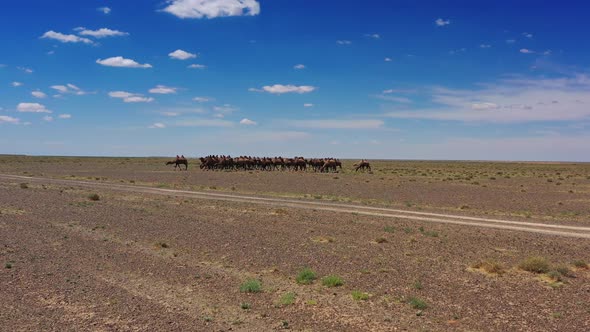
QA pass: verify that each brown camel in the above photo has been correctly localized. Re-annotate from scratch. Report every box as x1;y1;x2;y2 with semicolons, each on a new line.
354;160;371;172
166;157;188;171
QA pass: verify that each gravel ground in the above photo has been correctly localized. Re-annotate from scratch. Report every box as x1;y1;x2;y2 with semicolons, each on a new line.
1;165;590;331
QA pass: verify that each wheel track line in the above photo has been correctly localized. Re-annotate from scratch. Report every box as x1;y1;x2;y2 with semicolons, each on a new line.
2;173;590;238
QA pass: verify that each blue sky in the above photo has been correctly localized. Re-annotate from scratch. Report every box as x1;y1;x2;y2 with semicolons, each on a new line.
1;0;590;161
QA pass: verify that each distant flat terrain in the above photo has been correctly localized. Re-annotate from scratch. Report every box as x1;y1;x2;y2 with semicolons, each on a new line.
1;156;590;331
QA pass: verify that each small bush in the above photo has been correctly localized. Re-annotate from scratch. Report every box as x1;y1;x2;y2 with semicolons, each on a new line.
546;271;563;282
296;268;317;285
519;256;550;273
5;263;12;269
19;183;28;189
240;302;251;310
554;266;573;277
240;279;262;293
413;281;423;290
573;260;588;269
156;242;169;249
408;297;428;310
322;275;344;287
280;292;296;306
375;237;388;243
351;291;370;301
384;226;395;233
472;260;505;275
88;193;100;201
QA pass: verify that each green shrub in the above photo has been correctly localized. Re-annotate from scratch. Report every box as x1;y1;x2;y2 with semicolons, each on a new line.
280;292;296;306
322;275;344;287
351;291;369;301
240;279;262;293
573;260;588;269
240;302;251;310
295;268;316;285
408;297;428;310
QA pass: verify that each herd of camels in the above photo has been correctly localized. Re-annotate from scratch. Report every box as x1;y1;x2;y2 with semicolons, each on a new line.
166;155;371;173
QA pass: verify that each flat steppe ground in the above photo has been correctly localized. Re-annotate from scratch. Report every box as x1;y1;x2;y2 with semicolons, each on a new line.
1;156;589;331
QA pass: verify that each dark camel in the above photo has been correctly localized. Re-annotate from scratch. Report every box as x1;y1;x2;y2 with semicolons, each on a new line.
166;156;188;171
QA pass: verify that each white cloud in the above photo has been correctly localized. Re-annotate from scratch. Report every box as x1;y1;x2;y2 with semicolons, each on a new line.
58;114;72;119
0;115;19;124
520;48;535;54
336;40;352;45
11;82;22;87
365;33;380;39
240;118;257;125
149;85;178;94
289;119;384;129
108;91;154;103
32;91;47;98
480;44;491;49
96;56;152;68
162;0;260;19
213;104;238;114
50;84;87;95
543;50;552;55
43;116;54;122
193;97;211;102
41;31;93;44
523;32;533;38
98;7;111;14
188;64;206;69
435;18;451;26
384;75;590;123
76;27;129;38
149;123;166;129
303;103;313;107
169;49;197;60
251;84;317;94
384;57;392;62
17;102;51;113
294;64;305;69
18;67;33;74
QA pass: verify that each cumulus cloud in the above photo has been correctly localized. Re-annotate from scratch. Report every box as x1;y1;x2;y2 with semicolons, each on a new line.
480;44;491;49
523;32;533;38
288;119;384;129
98;7;111;14
58;114;72;119
0;115;19;124
32;91;47;98
149;123;166;129
169;49;197;60
188;64;206;69
384;57;392;62
294;64;305;69
384;75;590;123
17;102;51;113
11;82;22;87
162;0;260;19
149;85;178;94
365;33;380;39
18;67;33;74
250;84;316;94
520;48;535;54
435;18;451;26
76;27;129;38
108;91;154;103
41;31;93;44
96;56;152;68
240;118;257;125
50;84;87;95
336;40;352;45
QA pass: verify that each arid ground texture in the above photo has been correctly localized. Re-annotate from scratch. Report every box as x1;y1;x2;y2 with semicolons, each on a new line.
1;156;590;331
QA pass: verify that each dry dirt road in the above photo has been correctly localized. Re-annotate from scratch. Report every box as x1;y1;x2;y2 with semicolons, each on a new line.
2;174;589;239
